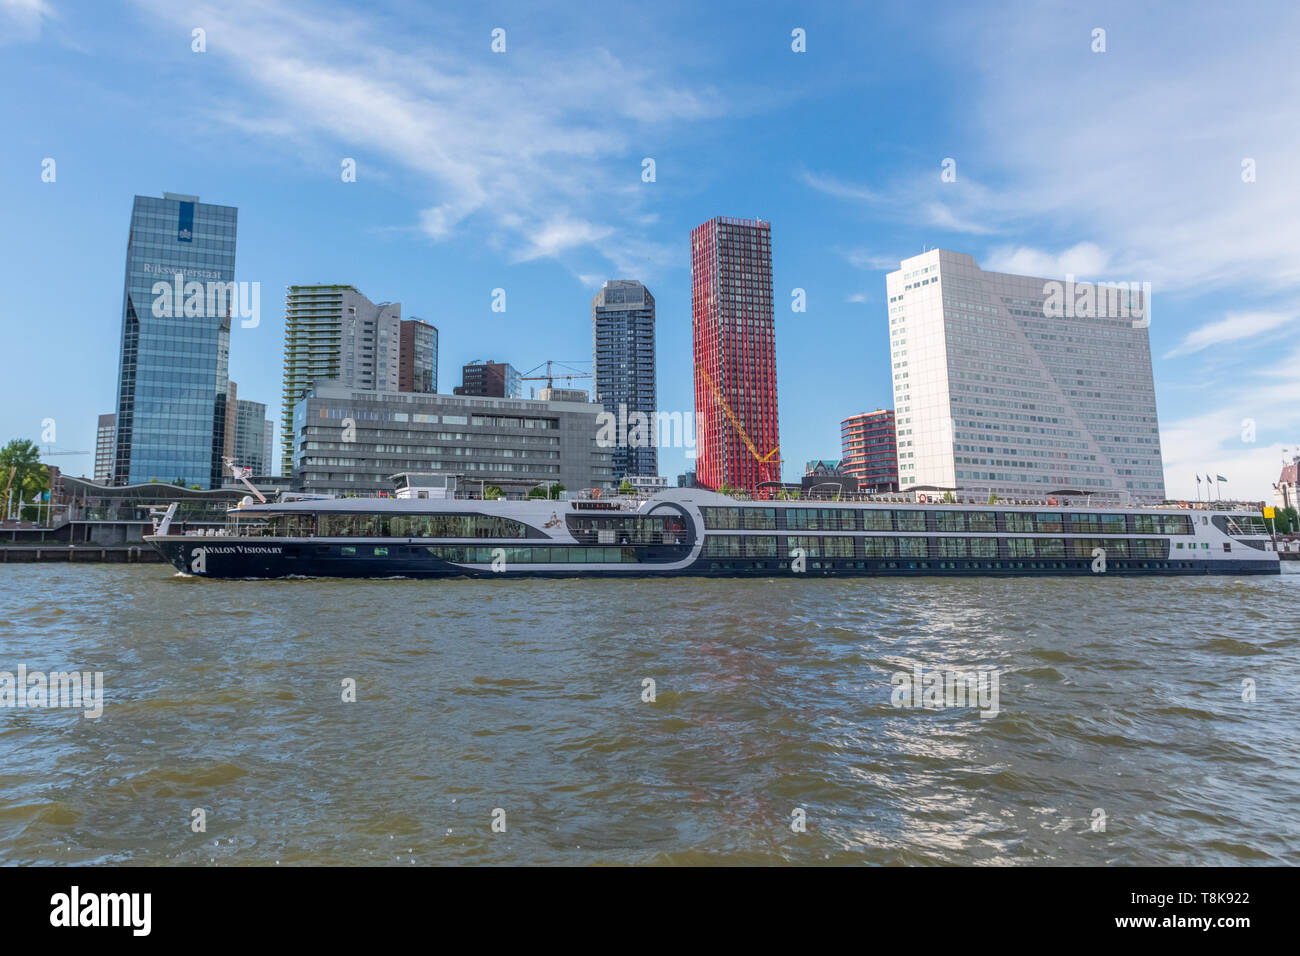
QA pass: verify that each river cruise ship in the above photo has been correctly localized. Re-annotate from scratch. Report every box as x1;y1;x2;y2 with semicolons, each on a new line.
146;475;1280;579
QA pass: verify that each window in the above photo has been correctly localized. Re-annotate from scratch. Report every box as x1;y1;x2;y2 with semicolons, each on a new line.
860;509;892;530
937;537;967;557
786;508;855;531
968;538;997;557
895;510;926;531
864;537;896;557
935;511;965;532
702;507;741;530
1007;538;1035;558
966;511;996;532
1036;513;1064;534
1005;513;1034;533
898;537;927;557
742;508;776;530
788;536;853;558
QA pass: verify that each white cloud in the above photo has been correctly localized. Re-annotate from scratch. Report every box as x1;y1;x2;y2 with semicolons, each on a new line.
131;0;722;273
846;292;869;304
983;242;1112;280
0;0;53;41
1159;345;1300;498
1164;311;1299;359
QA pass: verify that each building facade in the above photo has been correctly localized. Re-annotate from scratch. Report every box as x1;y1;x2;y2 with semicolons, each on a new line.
113;192;238;488
398;318;438;393
690;217;779;492
592;279;657;480
886;250;1165;501
280;285;412;475
94;413;116;483
453;360;521;398
841;409;899;492
1275;455;1300;514
233;398;269;475
290;381;614;497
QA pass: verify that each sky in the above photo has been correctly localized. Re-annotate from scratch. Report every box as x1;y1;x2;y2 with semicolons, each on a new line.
2;0;1298;499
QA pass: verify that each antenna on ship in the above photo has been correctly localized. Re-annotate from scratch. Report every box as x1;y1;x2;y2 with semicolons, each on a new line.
224;456;267;505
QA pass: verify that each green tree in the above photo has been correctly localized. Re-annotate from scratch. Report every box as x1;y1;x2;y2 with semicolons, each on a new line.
942;491;955;503
1;439;50;519
483;485;503;501
548;483;565;500
988;493;999;504
618;479;635;495
527;486;548;499
717;481;735;497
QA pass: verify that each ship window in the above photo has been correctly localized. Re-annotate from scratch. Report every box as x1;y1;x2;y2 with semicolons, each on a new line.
860;509;892;531
1036;513;1064;533
864;537;896;557
1007;538;1035;558
935;511;965;532
702;507;741;530
966;511;996;532
742;508;777;530
788;536;852;558
895;511;926;532
898;537;927;557
1004;513;1034;533
968;538;997;557
1100;514;1126;534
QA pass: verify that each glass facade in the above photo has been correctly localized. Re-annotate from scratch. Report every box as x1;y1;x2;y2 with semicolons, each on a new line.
114;193;238;488
592;279;657;480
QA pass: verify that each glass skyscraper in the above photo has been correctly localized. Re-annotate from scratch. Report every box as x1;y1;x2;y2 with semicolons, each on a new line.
113;192;238;488
592;279;657;480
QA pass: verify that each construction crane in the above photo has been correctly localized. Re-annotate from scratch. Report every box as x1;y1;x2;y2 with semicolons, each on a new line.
695;363;781;486
520;360;592;391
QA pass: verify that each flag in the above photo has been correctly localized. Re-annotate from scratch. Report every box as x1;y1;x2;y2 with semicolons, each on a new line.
1195;475;1202;483
1217;475;1227;482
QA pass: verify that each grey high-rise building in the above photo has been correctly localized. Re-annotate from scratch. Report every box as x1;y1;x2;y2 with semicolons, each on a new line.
592;279;656;479
280;285;404;475
94;413;116;483
887;249;1165;501
399;318;438;393
233;398;268;475
113;192;238;488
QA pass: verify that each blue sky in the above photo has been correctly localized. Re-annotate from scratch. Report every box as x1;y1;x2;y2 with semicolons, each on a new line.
2;0;1298;498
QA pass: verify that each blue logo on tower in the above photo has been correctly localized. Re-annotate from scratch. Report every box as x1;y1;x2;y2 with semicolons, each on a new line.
177;200;194;243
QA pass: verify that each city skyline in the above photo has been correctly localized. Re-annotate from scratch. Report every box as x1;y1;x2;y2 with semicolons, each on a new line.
4;0;1300;499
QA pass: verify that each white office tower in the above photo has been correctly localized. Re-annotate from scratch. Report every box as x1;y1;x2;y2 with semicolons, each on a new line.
886;250;1165;502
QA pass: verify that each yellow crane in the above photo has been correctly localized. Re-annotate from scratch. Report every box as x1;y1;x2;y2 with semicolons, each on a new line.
695;363;781;484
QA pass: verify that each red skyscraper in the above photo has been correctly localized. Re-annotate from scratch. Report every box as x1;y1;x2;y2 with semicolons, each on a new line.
691;217;780;492
841;409;899;492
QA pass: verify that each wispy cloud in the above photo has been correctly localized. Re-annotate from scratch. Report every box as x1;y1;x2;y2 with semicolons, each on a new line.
983;242;1112;280
131;0;723;275
1164;311;1299;359
0;0;53;42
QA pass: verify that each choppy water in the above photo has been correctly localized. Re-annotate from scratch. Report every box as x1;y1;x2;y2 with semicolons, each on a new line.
1;563;1298;865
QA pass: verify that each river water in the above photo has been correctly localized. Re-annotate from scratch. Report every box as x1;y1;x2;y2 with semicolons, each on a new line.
1;563;1297;865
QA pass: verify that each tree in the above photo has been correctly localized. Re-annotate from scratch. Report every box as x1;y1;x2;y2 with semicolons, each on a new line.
618;479;635;495
942;491;955;503
548;483;565;500
1;439;49;520
717;481;735;497
988;493;999;504
527;486;547;499
483;485;503;501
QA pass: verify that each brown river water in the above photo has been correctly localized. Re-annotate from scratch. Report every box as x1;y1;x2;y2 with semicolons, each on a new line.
1;563;1298;865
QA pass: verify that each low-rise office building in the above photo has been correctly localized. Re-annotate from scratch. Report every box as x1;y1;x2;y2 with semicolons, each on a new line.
291;382;615;497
